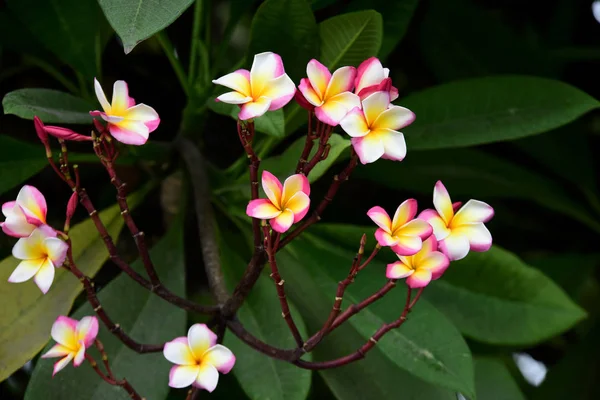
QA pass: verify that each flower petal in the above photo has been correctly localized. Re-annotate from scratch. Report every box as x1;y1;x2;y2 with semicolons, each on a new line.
163;337;197;365
194;363;219;392
366;206;392;233
270;209;294;233
406;269;433;289
108;121;149;145
386;261;414;280
44;237;68;266
306;59;331;98
438;232;470;261
285;192;310;223
298;78;323;107
261;74;296;110
1;205;36;238
51;316;78;348
16;185;47;225
418;252;449;280
375;229;398;247
52;353;74;376
391;235;423;256
362;91;390;126
379;129;407;162
351;133;384;164
212;69;251;97
216;91;252;104
42;344;72;359
355;57;386;94
262;171;283;207
246;199;281;219
282;174;310;204
94;78;111;112
169;365;200;388
433;181;454;225
188;323;218;360
77;316;99;347
391;199;418;231
397;219;433;240
238;97;272;120
250;52;285;98
34;259;55;294
12;229;47;260
111;81;130;112
453;223;493;252
324;66;356;99
2;201;16;217
452;200;494;226
372;105;415;131
203;344;236;374
339;107;369;138
8;259;43;283
73;342;86;367
418;209;451;240
124;103;160;126
315;92;361;126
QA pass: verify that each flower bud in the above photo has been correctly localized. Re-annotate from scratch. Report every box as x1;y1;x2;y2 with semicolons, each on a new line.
44;126;92;142
64;191;79;231
33;116;48;145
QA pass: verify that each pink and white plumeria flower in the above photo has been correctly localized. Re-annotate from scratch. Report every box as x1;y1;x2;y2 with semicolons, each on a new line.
340;91;415;164
355;57;399;101
296;59;361;126
91;79;160;145
9;225;68;294
246;171;310;233
386;236;450;288
163;324;235;392
213;52;296;120
1;185;48;238
41;316;99;376
367;199;432;255
419;181;494;261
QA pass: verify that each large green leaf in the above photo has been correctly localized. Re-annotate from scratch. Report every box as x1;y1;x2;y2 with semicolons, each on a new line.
247;0;318;83
0;199;138;382
7;0;106;78
401;76;599;150
346;0;419;60
474;357;525;400
208;99;285;138
354;148;600;233
25;210;186;400
0;136;47;196
220;236;312;400
98;0;193;53
3;89;94;124
280;236;475;398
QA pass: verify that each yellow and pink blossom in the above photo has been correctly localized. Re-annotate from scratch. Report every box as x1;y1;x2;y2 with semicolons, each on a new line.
246;171;311;233
163;324;235;392
41;316;99;376
213;52;296;120
355;57;399;101
367;199;432;255
419;181;494;261
91;79;160;145
386;236;450;288
1;185;48;238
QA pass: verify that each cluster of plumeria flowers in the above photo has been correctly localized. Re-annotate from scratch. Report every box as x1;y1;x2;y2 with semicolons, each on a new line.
0;51;493;398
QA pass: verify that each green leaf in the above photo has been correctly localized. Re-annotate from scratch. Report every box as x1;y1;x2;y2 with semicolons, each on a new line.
0;136;47;196
425;246;587;345
0;200;138;382
280;236;475;398
3;89;94;124
220;236;312;400
526;253;599;298
98;0;193;53
401;76;599;150
474;357;526;400
25;210;186;400
258;133;351;183
346;0;419;60
247;0;318;82
319;10;383;69
8;0;107;78
208;99;285;138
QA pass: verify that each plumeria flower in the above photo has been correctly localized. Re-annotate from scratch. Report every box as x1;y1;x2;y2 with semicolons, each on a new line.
386;236;450;288
1;185;48;238
340;91;415;164
296;59;361;126
355;57;399;101
246;171;310;233
90;78;160;145
419;181;494;261
9;225;68;294
367;199;432;255
213;52;296;120
41;316;99;376
163;324;235;392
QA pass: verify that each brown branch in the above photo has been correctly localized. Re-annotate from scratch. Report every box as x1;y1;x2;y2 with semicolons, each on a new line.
237;120;261;248
296;111;317;174
221;250;266;317
226;319;303;361
86;354;143;400
303;124;332;175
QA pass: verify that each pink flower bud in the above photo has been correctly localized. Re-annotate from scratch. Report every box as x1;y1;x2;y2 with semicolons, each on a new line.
66;192;78;223
92;119;106;134
33;116;48;145
44;125;92;142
